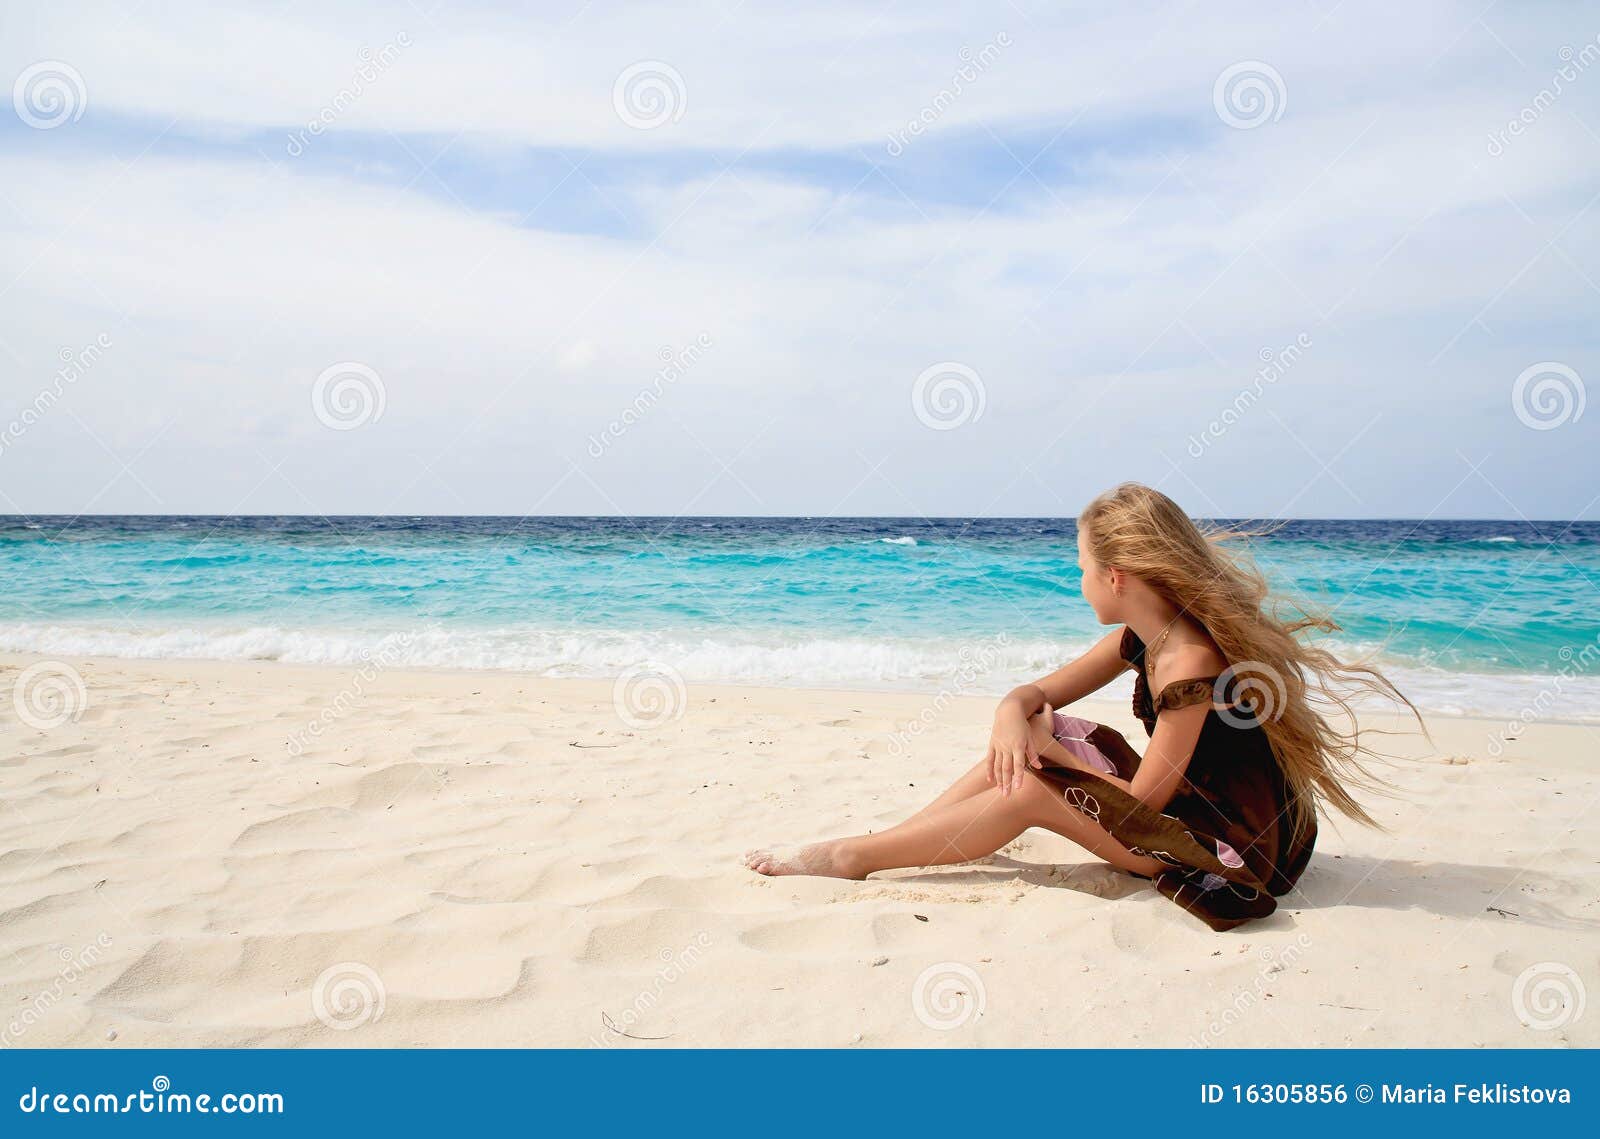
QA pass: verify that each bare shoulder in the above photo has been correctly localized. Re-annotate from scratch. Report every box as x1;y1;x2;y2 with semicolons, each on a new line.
1148;638;1227;689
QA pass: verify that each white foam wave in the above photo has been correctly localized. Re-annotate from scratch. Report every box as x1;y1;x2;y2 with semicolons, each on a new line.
878;536;918;546
0;621;1595;722
0;621;1066;690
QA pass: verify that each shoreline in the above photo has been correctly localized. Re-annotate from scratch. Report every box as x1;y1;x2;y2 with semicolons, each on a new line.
1;646;1591;728
2;651;1595;1047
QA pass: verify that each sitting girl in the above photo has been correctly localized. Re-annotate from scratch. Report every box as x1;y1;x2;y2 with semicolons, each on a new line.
744;482;1424;930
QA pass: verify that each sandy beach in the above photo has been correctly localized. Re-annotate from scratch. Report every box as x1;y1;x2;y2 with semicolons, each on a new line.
1;651;1595;1048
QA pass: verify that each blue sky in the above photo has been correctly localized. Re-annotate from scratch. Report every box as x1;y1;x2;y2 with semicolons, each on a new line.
0;0;1596;518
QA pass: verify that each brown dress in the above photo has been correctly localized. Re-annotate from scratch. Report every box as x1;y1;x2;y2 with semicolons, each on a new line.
1031;626;1315;931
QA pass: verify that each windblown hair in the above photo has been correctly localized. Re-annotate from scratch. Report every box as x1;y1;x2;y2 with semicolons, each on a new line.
1078;482;1428;841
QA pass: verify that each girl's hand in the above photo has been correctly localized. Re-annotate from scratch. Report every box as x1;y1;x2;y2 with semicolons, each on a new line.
986;703;1048;795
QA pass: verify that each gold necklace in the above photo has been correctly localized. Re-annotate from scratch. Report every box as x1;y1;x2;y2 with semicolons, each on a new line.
1145;620;1177;670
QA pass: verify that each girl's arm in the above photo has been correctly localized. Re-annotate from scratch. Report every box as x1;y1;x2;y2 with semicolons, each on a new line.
1089;642;1219;812
1085;700;1206;813
988;628;1130;794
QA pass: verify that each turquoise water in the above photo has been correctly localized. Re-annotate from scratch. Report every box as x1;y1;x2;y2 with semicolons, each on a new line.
2;516;1596;720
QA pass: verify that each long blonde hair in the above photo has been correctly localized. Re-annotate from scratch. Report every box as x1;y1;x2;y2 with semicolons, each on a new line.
1078;482;1428;841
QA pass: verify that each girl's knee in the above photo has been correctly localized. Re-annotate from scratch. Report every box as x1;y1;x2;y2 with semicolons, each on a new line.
1026;707;1057;751
1015;770;1070;820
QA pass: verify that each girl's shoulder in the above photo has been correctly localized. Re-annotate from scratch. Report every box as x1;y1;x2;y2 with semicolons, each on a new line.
1147;637;1229;712
1122;624;1227;677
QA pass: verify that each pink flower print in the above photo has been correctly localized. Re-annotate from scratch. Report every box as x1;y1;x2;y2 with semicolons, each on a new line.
1215;838;1245;868
1049;712;1118;775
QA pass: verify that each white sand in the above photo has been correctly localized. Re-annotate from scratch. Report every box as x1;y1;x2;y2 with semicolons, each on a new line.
1;652;1595;1048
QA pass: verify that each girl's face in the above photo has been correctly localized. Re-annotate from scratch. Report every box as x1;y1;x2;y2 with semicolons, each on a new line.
1077;528;1119;624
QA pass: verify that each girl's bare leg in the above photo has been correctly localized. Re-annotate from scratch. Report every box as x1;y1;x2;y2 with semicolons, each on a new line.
899;757;993;823
744;713;1165;879
898;707;1058;824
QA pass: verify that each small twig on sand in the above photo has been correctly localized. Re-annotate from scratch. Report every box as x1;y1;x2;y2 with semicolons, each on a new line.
569;741;620;749
601;1012;673;1040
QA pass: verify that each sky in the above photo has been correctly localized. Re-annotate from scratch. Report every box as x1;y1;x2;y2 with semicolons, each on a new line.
0;0;1596;520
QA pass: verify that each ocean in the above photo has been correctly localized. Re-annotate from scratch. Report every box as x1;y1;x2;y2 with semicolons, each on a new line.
2;516;1595;722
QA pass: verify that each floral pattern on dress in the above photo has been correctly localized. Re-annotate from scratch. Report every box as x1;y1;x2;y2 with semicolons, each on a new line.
1062;786;1101;822
1127;843;1186;867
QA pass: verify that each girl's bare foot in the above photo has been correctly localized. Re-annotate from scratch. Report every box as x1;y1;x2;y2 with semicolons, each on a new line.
742;841;865;879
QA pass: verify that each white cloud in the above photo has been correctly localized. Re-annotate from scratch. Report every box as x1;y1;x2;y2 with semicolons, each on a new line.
1;0;1596;517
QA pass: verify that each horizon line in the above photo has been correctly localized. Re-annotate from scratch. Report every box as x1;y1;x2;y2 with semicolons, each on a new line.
0;513;1591;524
